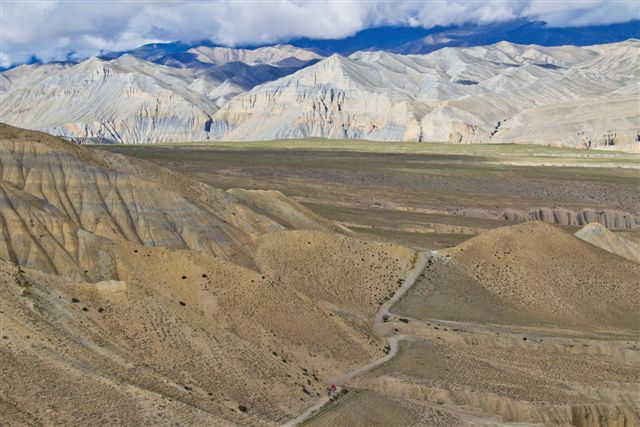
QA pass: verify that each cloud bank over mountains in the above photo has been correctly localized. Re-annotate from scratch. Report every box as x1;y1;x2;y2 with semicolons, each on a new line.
2;0;639;67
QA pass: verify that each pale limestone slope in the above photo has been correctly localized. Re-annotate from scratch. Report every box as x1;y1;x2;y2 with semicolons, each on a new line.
2;41;638;148
187;44;322;67
0;55;219;143
0;46;322;144
211;40;639;149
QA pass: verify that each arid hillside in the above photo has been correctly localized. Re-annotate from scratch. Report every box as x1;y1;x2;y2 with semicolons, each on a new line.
0;124;416;425
317;222;640;426
0;124;345;272
393;221;640;330
1;124;638;426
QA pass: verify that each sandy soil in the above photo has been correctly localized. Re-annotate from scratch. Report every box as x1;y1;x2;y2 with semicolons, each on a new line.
394;222;640;330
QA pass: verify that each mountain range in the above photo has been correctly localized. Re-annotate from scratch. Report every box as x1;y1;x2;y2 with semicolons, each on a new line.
1;20;639;149
0;47;318;143
210;40;639;148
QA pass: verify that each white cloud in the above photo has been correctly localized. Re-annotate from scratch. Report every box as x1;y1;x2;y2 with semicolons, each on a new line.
1;0;638;67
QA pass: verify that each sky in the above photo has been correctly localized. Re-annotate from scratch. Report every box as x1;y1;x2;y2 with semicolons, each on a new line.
1;0;639;67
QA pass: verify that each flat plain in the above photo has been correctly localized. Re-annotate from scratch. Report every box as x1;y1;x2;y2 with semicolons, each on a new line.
98;140;640;250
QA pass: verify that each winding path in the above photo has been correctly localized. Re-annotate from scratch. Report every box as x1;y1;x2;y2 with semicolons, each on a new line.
282;250;432;426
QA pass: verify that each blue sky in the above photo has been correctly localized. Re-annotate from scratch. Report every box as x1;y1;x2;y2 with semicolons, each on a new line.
1;0;639;67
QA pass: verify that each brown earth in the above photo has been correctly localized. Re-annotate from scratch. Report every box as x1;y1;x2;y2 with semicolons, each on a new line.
339;337;639;427
393;222;640;330
96;142;640;253
304;222;639;426
0;124;415;425
2;125;638;426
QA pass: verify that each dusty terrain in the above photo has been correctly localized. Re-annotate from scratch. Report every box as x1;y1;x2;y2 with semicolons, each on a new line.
304;224;639;426
98;140;640;250
0;124;416;425
394;222;639;329
1;125;638;426
575;222;640;262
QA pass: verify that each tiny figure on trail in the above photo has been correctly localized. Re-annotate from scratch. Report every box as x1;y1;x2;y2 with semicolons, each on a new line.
326;384;337;396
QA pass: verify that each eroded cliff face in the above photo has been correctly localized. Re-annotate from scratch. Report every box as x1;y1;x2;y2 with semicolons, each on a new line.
0;46;322;144
0;124;341;272
210;55;425;141
1;56;218;144
502;208;640;230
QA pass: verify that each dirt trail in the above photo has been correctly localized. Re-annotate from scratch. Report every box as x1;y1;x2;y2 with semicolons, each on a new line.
283;241;640;426
282;251;431;426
